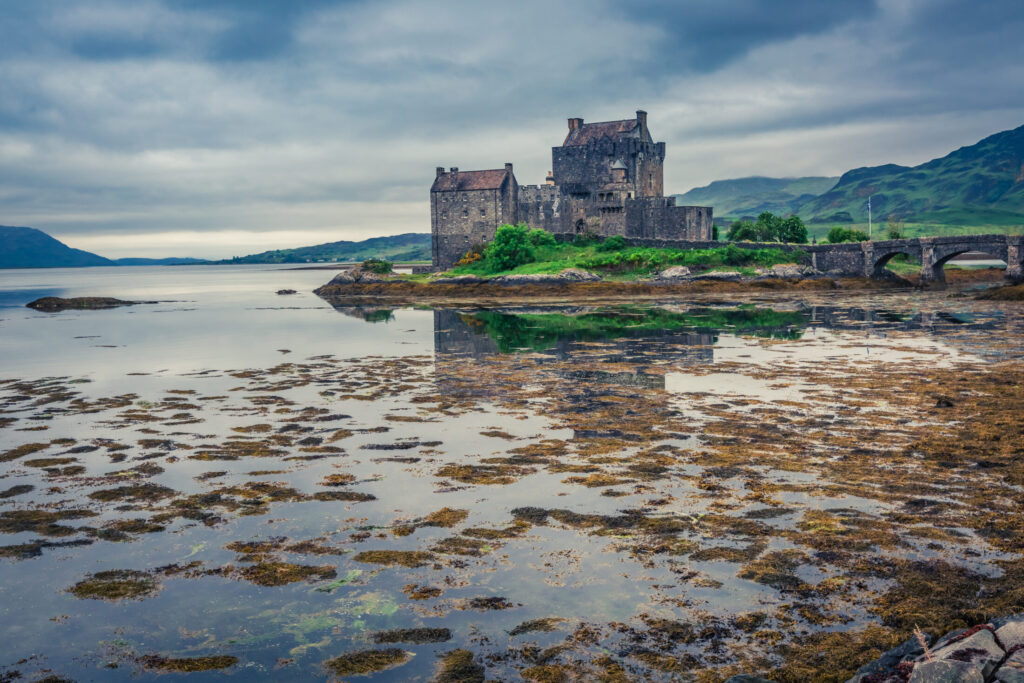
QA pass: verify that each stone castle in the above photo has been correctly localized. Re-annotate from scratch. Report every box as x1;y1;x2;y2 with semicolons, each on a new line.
429;110;713;268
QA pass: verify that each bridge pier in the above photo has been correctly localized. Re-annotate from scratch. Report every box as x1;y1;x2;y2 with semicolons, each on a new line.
1007;241;1023;282
919;241;943;285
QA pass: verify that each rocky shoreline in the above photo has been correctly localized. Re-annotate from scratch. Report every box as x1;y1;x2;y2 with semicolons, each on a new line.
312;265;892;302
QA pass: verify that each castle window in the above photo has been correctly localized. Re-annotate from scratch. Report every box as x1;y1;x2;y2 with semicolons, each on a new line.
480;208;486;216
463;209;468;217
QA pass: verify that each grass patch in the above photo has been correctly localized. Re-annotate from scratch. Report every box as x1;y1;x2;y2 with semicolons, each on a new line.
441;241;802;278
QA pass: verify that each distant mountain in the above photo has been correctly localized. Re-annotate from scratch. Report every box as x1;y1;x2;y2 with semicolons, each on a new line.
0;226;113;268
221;233;431;264
799;124;1024;224
675;123;1024;226
113;257;209;266
674;176;839;220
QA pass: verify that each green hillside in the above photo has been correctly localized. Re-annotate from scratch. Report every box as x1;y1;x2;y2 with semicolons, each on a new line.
674;176;839;220
222;233;430;264
0;226;113;268
800;124;1024;225
676;124;1024;230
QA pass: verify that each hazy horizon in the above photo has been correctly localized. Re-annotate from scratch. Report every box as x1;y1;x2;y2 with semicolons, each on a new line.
2;0;1022;259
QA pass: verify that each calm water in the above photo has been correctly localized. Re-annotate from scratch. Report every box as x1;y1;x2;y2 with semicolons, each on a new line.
1;266;1022;681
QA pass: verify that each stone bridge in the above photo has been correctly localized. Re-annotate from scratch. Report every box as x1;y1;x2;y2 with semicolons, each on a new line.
586;233;1024;283
807;234;1024;283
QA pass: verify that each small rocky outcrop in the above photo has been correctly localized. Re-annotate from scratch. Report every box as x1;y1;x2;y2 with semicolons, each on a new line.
276;289;297;295
846;615;1024;682
323;267;394;286
767;264;820;279
691;271;743;282
26;297;147;312
657;266;691;280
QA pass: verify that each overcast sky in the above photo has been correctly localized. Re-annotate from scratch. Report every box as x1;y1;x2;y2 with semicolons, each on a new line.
1;0;1022;258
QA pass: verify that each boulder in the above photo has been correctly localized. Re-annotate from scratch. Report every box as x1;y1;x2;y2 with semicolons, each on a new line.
996;614;1024;650
692;271;742;282
658;266;691;280
357;270;392;283
995;648;1024;683
557;268;601;282
724;676;777;683
924;628;1004;679
908;660;985;683
326;270;359;285
769;264;809;279
850;634;930;681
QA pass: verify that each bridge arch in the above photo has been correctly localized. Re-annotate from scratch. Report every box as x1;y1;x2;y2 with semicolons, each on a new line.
869;240;923;278
925;239;1009;283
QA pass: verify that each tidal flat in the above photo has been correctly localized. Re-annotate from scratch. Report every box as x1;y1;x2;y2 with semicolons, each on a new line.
1;265;1024;681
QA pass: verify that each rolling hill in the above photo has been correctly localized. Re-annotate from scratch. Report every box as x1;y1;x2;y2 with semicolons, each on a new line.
676;123;1024;227
674;176;839;220
0;226;114;268
800;124;1024;224
221;233;431;264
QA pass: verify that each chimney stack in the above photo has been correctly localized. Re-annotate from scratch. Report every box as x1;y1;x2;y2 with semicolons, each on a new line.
436;166;445;178
636;110;647;137
568;117;583;132
504;162;513;173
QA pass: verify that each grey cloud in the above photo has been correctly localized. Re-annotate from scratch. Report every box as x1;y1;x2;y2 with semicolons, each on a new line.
0;0;1021;257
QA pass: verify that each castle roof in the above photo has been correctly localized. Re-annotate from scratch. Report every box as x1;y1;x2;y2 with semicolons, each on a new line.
431;168;509;192
562;119;639;146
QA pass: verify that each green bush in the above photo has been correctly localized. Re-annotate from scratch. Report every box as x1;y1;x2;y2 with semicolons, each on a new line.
827;226;870;243
596;235;627;252
577;245;794;273
484;223;535;271
361;258;393;274
726;212;807;243
527;228;556;247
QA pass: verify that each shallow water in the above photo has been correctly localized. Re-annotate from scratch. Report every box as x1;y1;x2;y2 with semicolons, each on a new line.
2;266;1024;681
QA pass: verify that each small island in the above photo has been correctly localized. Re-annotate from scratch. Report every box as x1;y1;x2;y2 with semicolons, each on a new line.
315;221;1018;304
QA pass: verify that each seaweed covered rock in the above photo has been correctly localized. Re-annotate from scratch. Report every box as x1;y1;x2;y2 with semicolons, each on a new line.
26;297;146;312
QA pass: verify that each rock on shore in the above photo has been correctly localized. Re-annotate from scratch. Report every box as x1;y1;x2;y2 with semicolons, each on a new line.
846;615;1024;682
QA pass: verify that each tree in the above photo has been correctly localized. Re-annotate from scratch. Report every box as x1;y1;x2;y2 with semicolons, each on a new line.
779;215;808;243
887;216;905;240
484;223;535;271
726;220;758;241
726;212;807;243
827;226;870;243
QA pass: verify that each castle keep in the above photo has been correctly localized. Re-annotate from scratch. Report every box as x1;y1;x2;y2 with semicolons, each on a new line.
430;110;713;268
